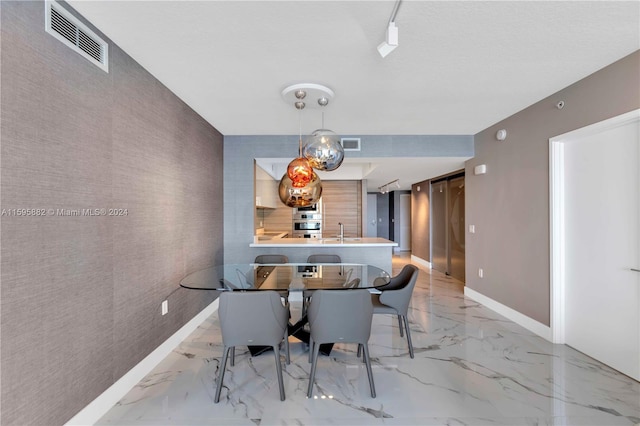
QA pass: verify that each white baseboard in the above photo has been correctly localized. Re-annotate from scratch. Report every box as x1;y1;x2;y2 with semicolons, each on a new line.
410;255;432;269
464;287;552;341
65;299;220;426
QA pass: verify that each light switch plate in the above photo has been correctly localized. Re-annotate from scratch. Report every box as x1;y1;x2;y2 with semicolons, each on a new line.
474;164;487;175
161;300;168;315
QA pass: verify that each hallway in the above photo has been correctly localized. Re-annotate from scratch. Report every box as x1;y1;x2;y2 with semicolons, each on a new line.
97;255;640;425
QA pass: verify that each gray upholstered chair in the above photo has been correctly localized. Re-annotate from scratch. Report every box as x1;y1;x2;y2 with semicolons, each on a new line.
307;254;341;264
306;289;376;398
345;277;361;288
370;264;419;358
302;254;342;317
214;291;290;403
254;254;290;301
255;254;289;264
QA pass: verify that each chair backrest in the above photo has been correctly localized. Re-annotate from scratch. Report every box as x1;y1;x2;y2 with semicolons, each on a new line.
255;255;289;264
376;264;416;291
378;265;419;315
308;289;373;344
218;291;288;347
306;254;341;263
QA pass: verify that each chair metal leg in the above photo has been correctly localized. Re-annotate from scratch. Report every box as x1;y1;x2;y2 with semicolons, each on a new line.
214;346;231;403
308;337;314;363
402;315;414;358
361;343;376;398
230;346;235;366
357;343;362;358
307;343;321;398
398;314;404;337
273;345;286;401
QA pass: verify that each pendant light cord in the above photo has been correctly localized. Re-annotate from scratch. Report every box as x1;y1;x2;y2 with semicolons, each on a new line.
298;108;303;157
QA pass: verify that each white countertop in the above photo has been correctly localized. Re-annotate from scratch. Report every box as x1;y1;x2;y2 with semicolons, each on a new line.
250;237;398;248
256;231;288;241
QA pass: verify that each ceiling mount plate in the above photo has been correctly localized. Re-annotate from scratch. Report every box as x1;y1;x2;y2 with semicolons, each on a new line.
282;83;334;109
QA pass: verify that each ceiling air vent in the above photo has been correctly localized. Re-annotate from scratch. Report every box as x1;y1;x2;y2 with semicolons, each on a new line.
340;138;361;151
45;0;109;72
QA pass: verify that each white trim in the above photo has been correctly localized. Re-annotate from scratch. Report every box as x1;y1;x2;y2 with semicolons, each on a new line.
549;139;566;344
410;255;431;269
65;299;219;426
549;109;640;345
551;109;640;142
464;286;552;341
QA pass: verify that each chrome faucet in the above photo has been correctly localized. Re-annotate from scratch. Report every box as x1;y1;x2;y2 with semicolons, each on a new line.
338;222;344;241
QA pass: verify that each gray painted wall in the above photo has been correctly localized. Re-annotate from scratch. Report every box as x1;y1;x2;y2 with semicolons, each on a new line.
0;2;224;424
224;135;473;264
466;50;640;326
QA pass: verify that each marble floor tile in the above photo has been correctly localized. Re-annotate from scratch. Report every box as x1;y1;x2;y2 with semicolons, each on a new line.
97;255;640;426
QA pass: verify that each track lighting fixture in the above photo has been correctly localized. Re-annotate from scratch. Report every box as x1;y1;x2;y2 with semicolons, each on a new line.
378;179;401;194
377;0;402;58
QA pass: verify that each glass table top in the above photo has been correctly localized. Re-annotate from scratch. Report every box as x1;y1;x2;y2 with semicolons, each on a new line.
180;263;391;291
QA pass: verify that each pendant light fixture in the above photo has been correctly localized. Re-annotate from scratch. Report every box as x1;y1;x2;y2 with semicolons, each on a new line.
303;111;344;171
286;96;313;188
278;83;343;207
278;171;322;207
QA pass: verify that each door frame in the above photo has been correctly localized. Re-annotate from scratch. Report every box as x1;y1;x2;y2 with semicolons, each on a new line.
549;109;639;344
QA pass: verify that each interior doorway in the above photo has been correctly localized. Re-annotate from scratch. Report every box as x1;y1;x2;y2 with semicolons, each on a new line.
366;193;377;237
399;194;411;251
431;173;465;282
550;109;639;381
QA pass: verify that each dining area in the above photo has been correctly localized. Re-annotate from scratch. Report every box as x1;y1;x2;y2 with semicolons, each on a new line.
178;254;419;403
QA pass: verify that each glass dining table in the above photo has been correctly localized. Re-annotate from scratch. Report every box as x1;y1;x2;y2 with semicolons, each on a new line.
180;263;391;355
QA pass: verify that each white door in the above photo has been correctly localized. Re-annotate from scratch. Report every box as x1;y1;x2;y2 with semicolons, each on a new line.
552;110;639;380
399;194;411;251
366;194;377;237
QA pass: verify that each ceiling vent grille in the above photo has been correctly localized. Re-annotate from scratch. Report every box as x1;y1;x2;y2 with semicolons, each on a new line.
45;0;109;72
340;138;361;151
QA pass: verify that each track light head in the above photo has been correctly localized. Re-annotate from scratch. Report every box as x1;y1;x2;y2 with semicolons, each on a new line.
377;22;399;58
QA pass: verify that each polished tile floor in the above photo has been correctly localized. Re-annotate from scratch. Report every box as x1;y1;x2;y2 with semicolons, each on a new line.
98;255;640;425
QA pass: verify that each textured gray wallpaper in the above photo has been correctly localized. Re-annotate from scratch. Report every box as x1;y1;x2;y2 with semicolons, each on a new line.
466;51;640;326
0;2;223;424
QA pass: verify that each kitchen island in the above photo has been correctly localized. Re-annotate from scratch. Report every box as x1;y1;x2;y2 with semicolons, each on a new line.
249;237;397;272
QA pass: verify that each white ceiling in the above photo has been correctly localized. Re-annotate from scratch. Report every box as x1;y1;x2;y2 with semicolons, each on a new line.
67;0;639;189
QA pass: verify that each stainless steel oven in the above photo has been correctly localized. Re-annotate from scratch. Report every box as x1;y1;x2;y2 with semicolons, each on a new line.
293;200;322;215
293;213;322;239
